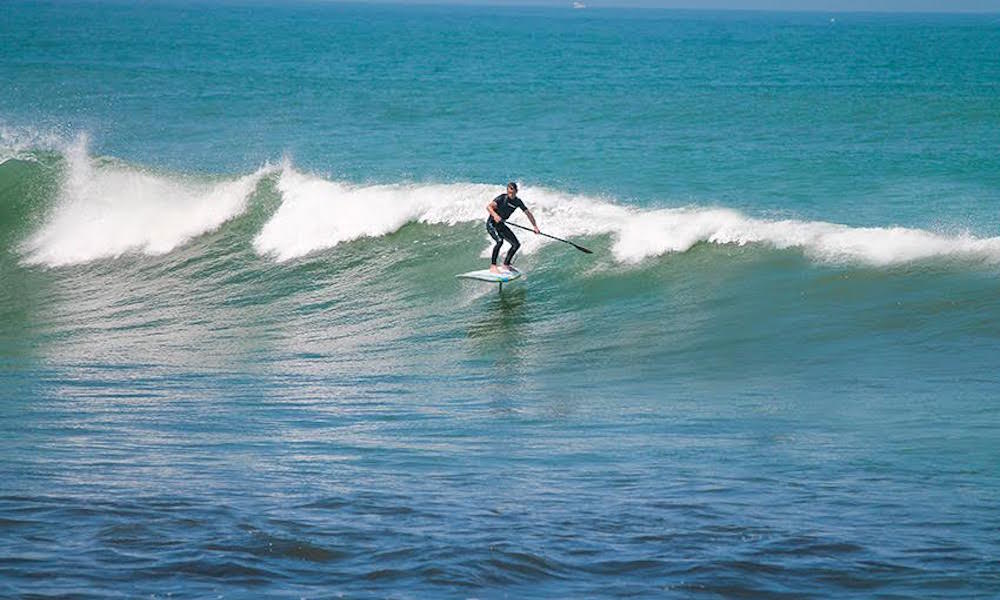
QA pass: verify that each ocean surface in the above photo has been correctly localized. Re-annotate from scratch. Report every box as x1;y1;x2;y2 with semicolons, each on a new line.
2;1;1000;597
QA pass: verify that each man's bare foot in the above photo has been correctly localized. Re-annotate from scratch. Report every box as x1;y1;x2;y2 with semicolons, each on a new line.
489;264;501;274
502;265;518;273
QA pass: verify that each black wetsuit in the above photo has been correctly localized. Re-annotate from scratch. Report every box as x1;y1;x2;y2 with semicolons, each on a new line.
486;193;527;266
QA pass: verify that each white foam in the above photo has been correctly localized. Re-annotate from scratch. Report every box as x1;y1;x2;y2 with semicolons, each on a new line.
253;166;489;261
20;145;1000;269
611;209;1000;267
258;168;1000;268
22;137;270;267
254;167;628;262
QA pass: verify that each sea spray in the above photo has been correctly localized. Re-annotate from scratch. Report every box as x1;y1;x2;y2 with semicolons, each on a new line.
22;137;272;267
0;124;65;165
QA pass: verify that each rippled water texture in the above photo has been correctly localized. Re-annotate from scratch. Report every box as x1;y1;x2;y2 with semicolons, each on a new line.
2;2;999;598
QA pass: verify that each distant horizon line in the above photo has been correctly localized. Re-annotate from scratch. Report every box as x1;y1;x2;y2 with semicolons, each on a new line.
320;0;1000;14
22;0;1000;15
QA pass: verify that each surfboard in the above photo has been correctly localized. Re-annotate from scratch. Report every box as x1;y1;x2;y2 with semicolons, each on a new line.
455;269;523;283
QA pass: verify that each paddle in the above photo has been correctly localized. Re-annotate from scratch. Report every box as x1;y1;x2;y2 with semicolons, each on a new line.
506;222;593;254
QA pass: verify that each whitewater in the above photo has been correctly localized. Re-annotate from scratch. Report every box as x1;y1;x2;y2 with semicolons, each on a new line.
10;135;1000;271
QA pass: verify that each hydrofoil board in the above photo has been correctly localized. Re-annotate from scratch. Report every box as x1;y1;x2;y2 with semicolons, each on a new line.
455;269;523;283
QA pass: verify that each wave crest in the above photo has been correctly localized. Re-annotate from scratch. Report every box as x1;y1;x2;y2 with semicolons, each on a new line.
252;166;487;262
22;137;271;267
11;140;1000;269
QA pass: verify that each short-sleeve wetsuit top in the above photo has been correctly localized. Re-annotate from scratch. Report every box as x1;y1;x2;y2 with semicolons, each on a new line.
493;193;527;220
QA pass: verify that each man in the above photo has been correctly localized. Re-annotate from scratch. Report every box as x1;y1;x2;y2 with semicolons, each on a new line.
487;182;539;274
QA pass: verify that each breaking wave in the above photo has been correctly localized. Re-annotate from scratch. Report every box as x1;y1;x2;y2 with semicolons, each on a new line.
5;134;1000;270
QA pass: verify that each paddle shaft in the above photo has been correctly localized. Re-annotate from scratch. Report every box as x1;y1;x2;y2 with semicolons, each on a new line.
506;222;593;254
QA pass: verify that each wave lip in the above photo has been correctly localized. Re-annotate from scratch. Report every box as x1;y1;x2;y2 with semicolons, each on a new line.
252;166;489;262
21;139;271;267
611;207;1000;267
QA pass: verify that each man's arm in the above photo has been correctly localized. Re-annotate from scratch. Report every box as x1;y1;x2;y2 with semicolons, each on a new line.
487;200;503;223
524;208;540;234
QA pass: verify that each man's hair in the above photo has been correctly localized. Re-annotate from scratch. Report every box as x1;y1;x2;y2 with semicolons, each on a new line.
507;181;518;192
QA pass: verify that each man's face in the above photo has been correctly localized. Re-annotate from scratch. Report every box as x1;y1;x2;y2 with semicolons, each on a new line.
507;186;516;197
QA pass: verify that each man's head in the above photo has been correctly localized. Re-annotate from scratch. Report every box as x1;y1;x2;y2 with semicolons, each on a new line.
507;182;518;196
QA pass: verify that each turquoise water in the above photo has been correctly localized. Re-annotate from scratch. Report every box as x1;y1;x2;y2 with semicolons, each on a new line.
2;2;1000;597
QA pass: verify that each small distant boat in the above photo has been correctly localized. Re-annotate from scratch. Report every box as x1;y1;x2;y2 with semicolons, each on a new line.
573;1;586;8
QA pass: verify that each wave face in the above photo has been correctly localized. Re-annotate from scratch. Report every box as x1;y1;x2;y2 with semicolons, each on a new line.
4;139;1000;271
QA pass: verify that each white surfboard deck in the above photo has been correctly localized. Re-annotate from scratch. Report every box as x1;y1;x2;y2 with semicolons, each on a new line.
455;269;523;283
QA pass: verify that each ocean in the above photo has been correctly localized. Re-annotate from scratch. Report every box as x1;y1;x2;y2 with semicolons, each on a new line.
2;1;999;597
